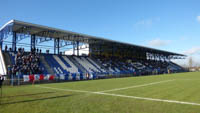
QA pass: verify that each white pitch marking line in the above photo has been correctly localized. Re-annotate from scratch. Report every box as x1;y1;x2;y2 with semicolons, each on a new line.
36;85;92;93
176;79;200;81
94;92;200;106
36;85;200;106
97;79;175;93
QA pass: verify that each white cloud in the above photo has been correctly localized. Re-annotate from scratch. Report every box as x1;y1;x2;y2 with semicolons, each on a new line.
136;19;153;26
147;39;171;47
183;47;200;55
179;36;189;41
197;16;200;23
135;17;160;27
173;55;200;67
173;47;200;67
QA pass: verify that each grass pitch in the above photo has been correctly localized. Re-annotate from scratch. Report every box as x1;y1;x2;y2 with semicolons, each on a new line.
1;72;200;113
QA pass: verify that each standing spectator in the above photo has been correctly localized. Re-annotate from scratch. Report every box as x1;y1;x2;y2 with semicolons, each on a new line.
5;45;7;52
0;74;4;87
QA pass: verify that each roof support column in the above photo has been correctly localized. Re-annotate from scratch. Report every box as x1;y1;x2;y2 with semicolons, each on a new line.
111;44;114;58
88;44;92;57
31;34;36;52
73;41;75;55
53;38;59;54
77;41;79;56
159;55;161;61
153;54;156;61
54;38;56;54
57;38;60;54
0;32;3;50
12;32;17;52
99;44;102;56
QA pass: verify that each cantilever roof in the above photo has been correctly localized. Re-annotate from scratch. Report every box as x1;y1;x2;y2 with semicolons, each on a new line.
0;19;185;56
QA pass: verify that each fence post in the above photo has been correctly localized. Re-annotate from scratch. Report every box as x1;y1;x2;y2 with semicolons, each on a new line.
11;74;13;86
18;74;20;86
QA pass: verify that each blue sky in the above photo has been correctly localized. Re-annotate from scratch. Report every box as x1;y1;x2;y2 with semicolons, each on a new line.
0;0;200;65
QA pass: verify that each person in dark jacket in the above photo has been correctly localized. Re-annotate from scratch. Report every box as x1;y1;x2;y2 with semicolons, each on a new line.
0;75;4;104
0;75;4;88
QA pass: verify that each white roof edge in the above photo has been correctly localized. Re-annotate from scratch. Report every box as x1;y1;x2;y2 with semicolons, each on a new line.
0;19;14;31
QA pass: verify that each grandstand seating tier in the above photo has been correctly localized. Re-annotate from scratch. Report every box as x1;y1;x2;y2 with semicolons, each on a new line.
4;51;185;77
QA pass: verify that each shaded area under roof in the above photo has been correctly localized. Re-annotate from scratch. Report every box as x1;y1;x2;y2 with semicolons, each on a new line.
0;19;185;57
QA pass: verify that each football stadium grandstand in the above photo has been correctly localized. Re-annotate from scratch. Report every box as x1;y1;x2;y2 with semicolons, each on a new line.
0;20;186;84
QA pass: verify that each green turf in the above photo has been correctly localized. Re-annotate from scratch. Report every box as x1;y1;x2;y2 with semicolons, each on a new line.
1;72;200;113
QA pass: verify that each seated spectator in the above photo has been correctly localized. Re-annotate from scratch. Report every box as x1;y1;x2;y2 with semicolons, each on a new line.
12;48;42;76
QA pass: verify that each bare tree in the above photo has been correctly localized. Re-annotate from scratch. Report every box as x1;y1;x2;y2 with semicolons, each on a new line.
188;57;193;68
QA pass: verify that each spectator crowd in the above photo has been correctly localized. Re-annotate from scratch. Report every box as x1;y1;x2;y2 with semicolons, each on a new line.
11;48;42;76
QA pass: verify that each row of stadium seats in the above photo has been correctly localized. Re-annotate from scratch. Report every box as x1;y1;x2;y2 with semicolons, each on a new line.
4;51;185;77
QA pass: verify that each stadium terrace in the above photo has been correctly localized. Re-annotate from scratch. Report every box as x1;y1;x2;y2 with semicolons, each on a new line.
0;20;186;84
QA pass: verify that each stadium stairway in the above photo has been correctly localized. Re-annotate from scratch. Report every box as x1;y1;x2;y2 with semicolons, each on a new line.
39;55;54;74
43;54;66;74
53;55;70;72
86;57;106;73
58;55;71;67
81;57;101;73
3;52;12;69
90;57;108;72
74;56;100;73
61;56;80;73
169;62;184;70
68;56;87;73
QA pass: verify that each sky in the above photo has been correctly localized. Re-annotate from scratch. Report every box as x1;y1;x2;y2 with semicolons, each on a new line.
0;0;200;66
